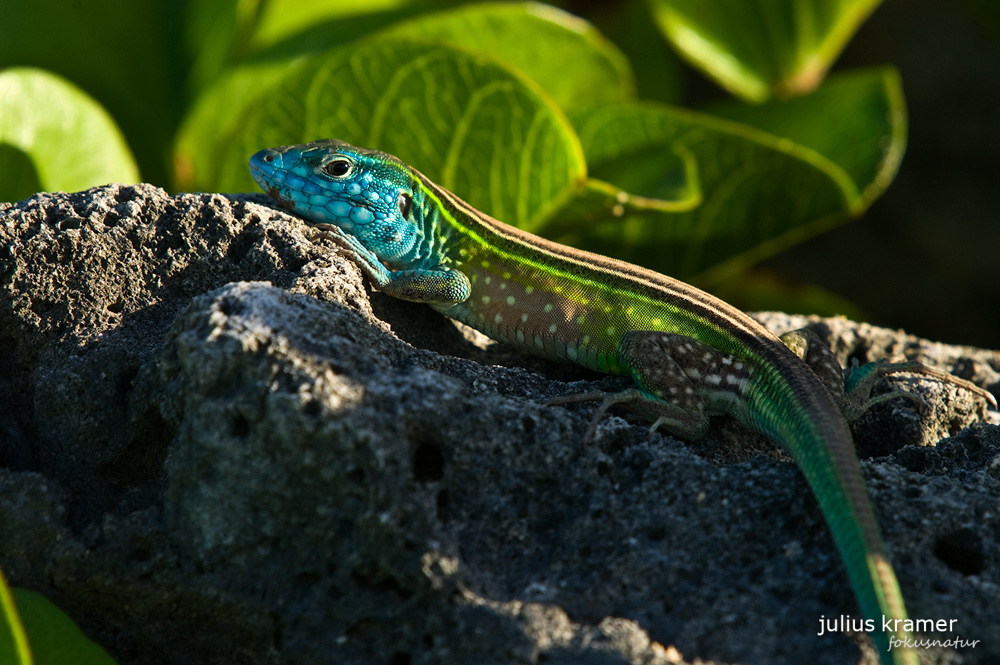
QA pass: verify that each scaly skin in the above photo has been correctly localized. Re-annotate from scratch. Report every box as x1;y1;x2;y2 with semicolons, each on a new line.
250;139;922;664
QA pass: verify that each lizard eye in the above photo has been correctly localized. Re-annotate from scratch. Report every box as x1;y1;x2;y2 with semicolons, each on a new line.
397;193;412;219
322;158;353;178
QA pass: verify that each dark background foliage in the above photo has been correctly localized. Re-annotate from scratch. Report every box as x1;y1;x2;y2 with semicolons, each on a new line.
756;0;1000;349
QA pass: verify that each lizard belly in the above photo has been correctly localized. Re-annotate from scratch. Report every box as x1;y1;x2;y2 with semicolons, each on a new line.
437;272;628;375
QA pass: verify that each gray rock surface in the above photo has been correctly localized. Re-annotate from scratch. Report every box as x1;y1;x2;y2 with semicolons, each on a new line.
1;184;999;665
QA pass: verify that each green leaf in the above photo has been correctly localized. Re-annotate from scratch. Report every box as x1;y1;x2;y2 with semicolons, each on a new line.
0;68;139;202
175;6;434;192
223;39;586;229
174;56;309;192
1;0;184;186
598;0;684;105
248;0;421;51
176;2;627;191
379;2;635;108
182;0;259;97
587;140;700;207
542;143;702;244
0;588;117;665
646;0;883;101
0;569;31;665
704;66;906;210
551;101;855;281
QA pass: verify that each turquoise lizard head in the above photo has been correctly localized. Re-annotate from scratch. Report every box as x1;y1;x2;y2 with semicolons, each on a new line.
249;139;420;264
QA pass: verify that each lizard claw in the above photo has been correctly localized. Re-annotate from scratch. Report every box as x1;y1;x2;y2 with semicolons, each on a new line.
547;390;612;443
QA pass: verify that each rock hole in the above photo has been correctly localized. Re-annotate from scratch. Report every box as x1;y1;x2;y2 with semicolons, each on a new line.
230;414;250;439
412;443;444;482
933;527;984;575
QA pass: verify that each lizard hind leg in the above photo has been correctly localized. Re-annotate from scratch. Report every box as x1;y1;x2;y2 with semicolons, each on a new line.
546;385;701;444
780;328;920;421
780;327;996;422
617;331;714;441
549;331;752;443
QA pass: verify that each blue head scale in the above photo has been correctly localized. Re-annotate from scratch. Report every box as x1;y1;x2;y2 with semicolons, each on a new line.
249;139;418;264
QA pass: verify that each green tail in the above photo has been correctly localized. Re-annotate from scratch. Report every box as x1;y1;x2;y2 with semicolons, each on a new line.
746;360;917;665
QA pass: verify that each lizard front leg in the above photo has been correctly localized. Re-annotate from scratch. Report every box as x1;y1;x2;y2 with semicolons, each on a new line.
315;224;471;304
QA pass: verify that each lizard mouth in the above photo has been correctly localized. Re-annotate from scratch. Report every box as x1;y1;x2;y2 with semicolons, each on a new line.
249;148;296;211
265;185;292;208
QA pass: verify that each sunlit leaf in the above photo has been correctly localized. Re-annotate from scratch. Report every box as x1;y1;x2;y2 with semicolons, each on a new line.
380;2;635;108
647;0;883;101
182;0;260;96
0;68;139;202
543;142;702;242
704;66;906;209
174;3;418;192
1;0;183;185
2;568;117;665
222;39;585;230
551;101;854;281
249;0;419;51
176;3;624;191
3;589;117;665
0;570;31;665
174;56;309;192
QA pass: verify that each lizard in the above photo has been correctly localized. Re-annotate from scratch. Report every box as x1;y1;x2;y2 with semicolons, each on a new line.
249;138;995;665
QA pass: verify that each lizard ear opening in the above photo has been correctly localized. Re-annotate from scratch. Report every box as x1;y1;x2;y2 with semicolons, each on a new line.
398;192;412;219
